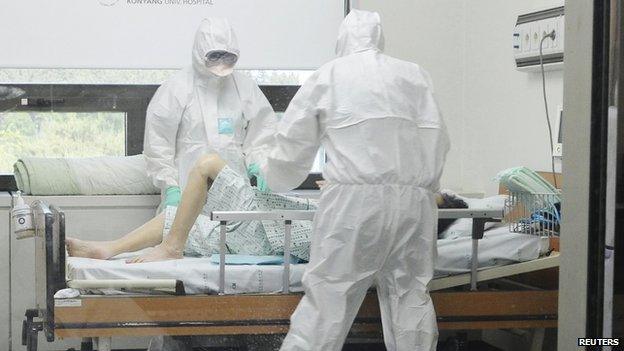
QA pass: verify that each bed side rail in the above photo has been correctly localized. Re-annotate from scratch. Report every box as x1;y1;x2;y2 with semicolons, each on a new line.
439;208;503;290
66;279;186;295
211;210;315;295
438;208;502;220
210;208;503;295
22;201;66;348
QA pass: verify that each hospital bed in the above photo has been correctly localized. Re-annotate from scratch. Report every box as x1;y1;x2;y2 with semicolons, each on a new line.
21;201;559;351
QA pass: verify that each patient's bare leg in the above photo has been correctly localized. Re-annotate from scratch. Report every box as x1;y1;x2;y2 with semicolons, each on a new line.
66;214;165;259
67;154;226;262
127;154;226;263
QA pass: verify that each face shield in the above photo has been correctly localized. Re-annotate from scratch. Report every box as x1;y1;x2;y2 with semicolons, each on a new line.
205;50;239;77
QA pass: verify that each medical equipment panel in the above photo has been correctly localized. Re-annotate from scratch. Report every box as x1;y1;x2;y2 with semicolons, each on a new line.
513;6;565;72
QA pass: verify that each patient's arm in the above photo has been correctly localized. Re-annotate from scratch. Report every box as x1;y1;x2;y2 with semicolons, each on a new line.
66;154;226;262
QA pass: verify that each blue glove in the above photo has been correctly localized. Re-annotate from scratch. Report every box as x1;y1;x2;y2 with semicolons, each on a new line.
163;186;181;208
246;163;271;193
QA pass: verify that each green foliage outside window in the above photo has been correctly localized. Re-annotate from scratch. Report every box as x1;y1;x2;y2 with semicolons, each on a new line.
0;112;125;173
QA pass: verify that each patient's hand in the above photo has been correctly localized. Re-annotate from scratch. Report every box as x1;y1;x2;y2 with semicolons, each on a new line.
126;243;183;263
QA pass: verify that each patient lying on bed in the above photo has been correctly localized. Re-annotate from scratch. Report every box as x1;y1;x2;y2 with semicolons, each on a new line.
67;154;467;263
67;154;317;263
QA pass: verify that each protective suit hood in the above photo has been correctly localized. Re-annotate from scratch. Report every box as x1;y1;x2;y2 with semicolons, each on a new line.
192;18;240;77
144;19;277;193
336;9;385;57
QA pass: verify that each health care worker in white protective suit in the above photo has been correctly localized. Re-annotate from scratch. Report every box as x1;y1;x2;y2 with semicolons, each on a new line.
144;18;276;207
257;9;450;351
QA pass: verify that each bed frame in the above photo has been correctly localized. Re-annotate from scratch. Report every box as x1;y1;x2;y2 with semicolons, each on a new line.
21;201;559;351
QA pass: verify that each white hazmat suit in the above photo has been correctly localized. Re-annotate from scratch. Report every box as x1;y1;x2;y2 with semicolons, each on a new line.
260;10;450;351
144;18;276;193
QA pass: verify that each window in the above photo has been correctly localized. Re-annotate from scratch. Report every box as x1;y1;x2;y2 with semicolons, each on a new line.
0;69;322;190
311;150;326;173
0;112;126;173
0;68;312;85
241;70;313;86
275;111;325;174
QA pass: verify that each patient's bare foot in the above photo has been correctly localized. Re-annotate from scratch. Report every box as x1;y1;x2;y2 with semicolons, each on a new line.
66;238;116;260
126;243;182;264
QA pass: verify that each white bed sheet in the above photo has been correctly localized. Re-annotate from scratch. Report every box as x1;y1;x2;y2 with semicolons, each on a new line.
67;226;550;295
68;255;307;295
436;226;550;275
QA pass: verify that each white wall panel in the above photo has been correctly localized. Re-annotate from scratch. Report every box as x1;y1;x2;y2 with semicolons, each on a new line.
357;0;564;195
461;0;564;195
356;0;466;191
0;0;344;70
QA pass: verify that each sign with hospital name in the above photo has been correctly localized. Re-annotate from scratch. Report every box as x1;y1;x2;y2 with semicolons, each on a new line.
2;0;342;70
100;0;213;6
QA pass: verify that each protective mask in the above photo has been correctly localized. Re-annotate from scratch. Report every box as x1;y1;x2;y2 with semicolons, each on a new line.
205;50;238;77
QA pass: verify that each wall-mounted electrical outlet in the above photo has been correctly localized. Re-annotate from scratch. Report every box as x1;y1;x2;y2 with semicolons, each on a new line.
513;6;564;72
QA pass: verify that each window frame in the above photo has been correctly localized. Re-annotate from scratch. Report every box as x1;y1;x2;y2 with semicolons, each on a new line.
0;84;321;191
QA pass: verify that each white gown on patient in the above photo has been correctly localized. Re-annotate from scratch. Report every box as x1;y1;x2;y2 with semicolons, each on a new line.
163;166;316;261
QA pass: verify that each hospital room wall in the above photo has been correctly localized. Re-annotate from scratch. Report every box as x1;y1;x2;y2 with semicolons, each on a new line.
461;0;564;195
355;0;467;191
355;0;563;196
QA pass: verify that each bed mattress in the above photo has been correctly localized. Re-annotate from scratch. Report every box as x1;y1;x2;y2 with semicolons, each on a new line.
67;226;550;295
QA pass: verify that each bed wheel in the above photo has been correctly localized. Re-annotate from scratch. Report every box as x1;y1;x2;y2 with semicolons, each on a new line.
22;309;42;351
21;320;27;346
439;333;468;351
25;329;38;351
